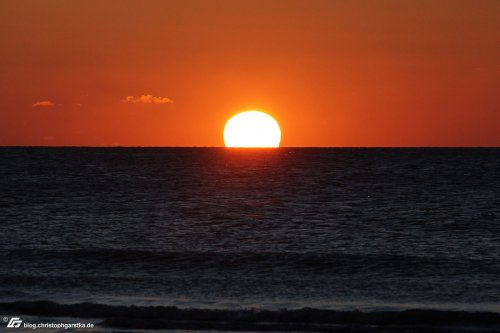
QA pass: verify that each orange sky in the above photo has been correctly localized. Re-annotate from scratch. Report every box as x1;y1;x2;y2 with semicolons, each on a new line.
1;0;499;147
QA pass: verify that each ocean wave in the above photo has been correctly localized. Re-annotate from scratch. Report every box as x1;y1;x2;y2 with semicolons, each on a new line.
2;248;497;273
1;301;500;332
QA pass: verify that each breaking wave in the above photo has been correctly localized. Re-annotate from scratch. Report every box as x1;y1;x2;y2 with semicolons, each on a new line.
1;300;500;332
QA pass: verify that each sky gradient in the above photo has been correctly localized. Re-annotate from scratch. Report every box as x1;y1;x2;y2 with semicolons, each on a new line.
1;0;499;146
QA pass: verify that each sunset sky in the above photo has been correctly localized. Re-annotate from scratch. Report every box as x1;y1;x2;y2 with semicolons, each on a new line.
1;0;499;147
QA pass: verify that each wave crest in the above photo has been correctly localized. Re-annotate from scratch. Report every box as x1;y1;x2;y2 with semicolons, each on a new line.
1;301;500;332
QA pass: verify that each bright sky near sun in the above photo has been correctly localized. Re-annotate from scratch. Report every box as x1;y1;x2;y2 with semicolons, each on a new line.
0;0;499;146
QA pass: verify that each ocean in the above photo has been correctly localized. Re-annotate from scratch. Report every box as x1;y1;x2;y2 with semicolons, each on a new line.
0;147;499;332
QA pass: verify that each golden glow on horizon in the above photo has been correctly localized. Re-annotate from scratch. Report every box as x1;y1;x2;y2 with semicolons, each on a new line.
224;111;281;148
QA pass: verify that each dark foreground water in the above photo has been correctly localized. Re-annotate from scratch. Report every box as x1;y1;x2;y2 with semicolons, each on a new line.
0;147;499;332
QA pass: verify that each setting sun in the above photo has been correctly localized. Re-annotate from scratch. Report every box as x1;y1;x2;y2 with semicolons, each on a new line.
224;111;281;148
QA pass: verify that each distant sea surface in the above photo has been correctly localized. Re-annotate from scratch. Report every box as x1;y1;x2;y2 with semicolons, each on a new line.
1;147;499;331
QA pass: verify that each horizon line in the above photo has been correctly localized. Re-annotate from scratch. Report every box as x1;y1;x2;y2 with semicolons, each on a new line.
1;145;499;149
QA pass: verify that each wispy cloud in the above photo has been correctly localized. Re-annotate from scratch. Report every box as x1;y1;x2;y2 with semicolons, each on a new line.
32;100;55;107
43;135;55;142
124;94;173;105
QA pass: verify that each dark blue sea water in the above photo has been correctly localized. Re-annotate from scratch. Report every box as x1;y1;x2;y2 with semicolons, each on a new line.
1;147;499;331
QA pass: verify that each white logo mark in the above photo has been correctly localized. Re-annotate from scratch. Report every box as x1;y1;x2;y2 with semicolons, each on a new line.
7;317;22;328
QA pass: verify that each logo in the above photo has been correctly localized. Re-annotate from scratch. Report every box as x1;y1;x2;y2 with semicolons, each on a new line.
7;317;22;328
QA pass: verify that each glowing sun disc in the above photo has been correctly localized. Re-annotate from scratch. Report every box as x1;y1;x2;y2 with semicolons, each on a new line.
224;111;281;147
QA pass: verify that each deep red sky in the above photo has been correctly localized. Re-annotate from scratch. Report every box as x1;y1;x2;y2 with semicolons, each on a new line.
1;0;499;146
